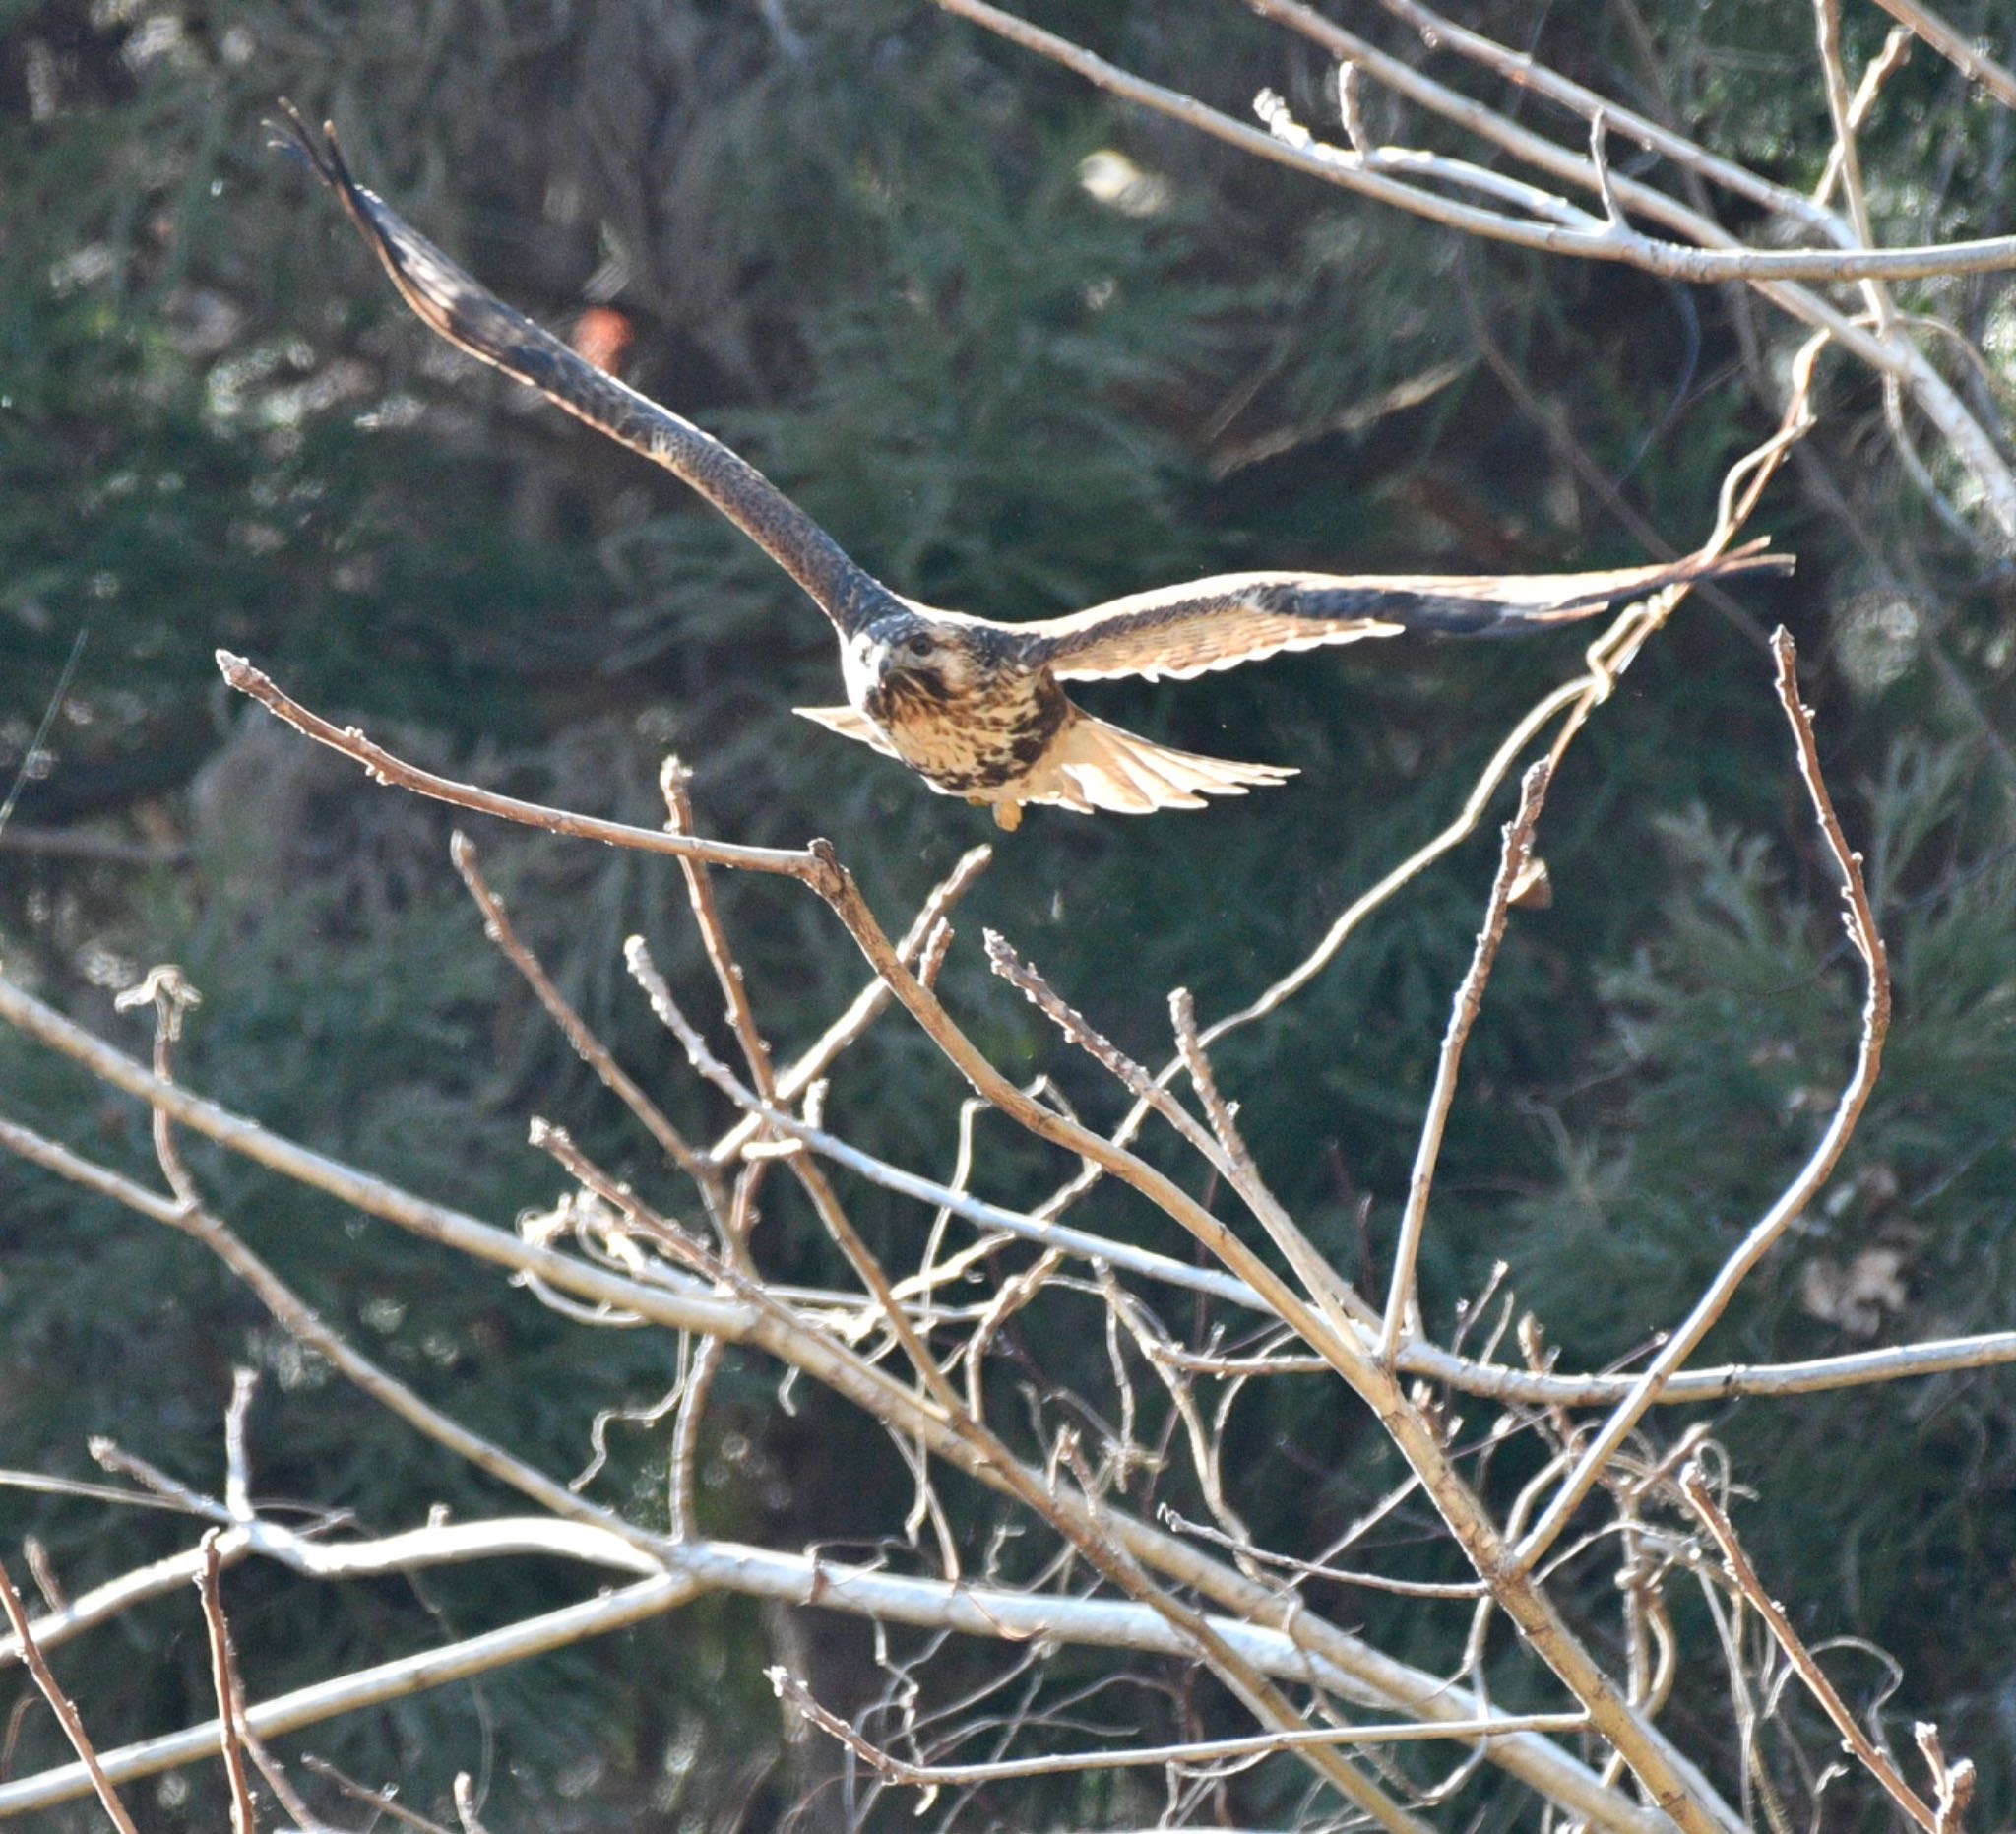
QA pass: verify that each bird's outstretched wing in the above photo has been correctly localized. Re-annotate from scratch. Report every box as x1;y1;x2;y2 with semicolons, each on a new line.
1019;543;1793;683
267;102;890;638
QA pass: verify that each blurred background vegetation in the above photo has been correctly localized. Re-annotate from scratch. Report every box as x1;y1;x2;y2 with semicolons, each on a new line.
2;1;2014;1827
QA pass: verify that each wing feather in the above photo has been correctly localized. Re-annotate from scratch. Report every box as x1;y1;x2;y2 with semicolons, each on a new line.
794;704;900;758
1020;544;1792;683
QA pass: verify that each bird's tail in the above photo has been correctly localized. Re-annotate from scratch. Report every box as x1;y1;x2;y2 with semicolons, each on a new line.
1336;538;1794;638
1021;712;1296;816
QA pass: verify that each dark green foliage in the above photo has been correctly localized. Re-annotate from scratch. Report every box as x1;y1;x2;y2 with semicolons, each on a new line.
5;0;2016;1827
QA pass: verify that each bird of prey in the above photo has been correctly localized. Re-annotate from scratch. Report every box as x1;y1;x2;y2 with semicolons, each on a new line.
272;108;1792;831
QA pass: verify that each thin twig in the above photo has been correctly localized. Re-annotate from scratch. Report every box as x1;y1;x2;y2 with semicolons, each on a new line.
770;1665;1589;1782
12;1097;2005;1417
1680;1464;1939;1832
1379;760;1551;1361
452;1773;495;1834
1158;1508;1485;1600
1913;1723;1977;1834
0;1555;142;1833
1816;28;1915;205
705;845;989;1168
623;935;966;1417
223;1367;257;1524
195;1532;261;1834
451;831;712;1182
984;931;1373;1347
0;1090;1643;1833
661;759;778;1102
667;1336;724;1542
299;1756;458;1834
0;1573;699;1820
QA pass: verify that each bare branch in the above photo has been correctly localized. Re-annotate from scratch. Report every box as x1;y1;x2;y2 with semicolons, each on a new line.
217;652;817;878
1862;0;2016;108
0;1091;1660;1832
452;1773;494;1834
1914;1722;1977;1834
925;0;2016;280
1379;760;1550;1360
706;843;989;1168
0;1573;700;1820
661;759;779;1102
1816;28;1915;206
1681;1464;1940;1832
195;1534;260;1834
1518;630;1891;1567
451;831;712;1182
0;1556;141;1834
300;1756;457;1834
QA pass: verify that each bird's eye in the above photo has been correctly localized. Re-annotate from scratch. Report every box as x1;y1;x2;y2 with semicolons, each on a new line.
905;633;935;659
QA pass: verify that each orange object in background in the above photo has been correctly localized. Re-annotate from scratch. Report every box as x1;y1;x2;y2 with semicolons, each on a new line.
570;306;634;374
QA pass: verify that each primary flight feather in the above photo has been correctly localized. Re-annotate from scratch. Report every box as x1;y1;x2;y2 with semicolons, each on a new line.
272;106;1792;831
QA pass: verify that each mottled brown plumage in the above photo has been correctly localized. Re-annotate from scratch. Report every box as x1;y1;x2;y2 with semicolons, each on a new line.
273;107;1794;831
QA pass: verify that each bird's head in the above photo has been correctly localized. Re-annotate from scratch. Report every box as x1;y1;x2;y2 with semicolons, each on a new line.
848;612;987;705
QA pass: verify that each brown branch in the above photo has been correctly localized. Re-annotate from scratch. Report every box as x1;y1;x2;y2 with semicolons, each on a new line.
0;1110;673;1571
1680;1464;1939;1832
984;931;1372;1346
451;831;712;1184
706;844;988;1168
299;1757;457;1834
809;885;1746;1834
216;652;816;878
195;1533;260;1834
0;1104;1658;1834
532;1094;1430;1833
661;760;778;1102
1914;1723;1977;1834
0;1555;141;1834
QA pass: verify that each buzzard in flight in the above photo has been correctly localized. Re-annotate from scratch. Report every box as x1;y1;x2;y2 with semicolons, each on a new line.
274;108;1790;830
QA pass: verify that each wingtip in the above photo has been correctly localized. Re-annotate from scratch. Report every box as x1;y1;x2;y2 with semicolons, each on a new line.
263;97;352;196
